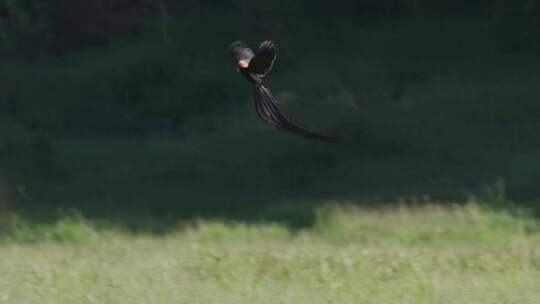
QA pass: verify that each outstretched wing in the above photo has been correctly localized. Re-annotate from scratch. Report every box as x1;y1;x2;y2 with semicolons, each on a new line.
253;84;339;142
248;40;276;77
229;41;254;64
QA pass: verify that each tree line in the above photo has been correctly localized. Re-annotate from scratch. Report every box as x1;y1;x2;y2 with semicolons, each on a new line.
0;0;538;58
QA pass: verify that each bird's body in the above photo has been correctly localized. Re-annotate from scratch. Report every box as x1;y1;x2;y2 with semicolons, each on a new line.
230;40;338;142
240;68;262;85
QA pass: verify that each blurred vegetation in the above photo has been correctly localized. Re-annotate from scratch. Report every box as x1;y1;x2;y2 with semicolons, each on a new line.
0;1;539;225
0;204;539;303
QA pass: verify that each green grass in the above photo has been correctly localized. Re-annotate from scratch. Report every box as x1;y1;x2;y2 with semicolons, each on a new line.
1;14;540;302
1;202;539;303
3;16;540;217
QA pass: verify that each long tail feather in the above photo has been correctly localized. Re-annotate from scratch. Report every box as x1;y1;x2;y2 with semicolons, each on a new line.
253;84;339;142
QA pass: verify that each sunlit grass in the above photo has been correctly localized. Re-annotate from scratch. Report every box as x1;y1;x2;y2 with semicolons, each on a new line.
1;202;539;303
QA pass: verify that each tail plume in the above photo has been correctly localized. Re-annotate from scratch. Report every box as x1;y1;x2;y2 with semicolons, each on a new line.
253;84;339;142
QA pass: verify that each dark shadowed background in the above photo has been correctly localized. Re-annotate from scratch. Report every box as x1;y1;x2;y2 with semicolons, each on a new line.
0;0;539;229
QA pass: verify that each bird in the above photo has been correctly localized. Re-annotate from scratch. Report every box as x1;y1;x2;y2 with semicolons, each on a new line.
229;40;338;142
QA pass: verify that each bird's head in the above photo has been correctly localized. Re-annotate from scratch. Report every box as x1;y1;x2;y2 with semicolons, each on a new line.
230;41;254;71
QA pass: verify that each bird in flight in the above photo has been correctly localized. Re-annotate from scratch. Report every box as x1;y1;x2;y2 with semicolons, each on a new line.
230;40;338;142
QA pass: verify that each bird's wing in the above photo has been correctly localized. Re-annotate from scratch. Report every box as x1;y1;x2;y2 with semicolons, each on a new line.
229;41;255;63
253;84;338;142
248;40;277;77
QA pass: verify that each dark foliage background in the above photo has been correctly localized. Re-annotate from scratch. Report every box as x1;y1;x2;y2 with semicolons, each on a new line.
0;0;539;228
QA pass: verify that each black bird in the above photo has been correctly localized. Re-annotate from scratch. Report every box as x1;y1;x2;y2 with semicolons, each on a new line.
230;40;338;142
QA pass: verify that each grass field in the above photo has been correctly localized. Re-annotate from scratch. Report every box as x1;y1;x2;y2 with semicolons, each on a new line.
1;14;540;304
1;202;539;303
3;16;540;217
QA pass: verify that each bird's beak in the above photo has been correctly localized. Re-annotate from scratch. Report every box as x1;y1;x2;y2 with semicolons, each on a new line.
238;60;249;69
